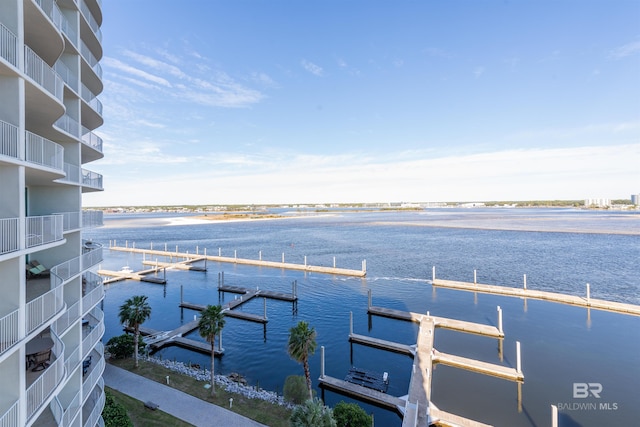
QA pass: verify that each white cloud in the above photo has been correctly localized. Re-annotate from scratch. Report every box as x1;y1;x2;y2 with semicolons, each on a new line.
103;57;172;87
610;40;640;59
301;59;324;76
473;66;485;78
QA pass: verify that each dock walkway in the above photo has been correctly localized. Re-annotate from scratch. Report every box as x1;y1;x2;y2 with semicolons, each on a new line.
432;278;640;316
109;244;366;277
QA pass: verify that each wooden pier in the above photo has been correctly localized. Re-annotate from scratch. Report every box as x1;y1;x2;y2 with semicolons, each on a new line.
142;258;207;271
432;277;640;316
321;292;522;427
124;323;223;355
98;266;167;285
108;243;367;277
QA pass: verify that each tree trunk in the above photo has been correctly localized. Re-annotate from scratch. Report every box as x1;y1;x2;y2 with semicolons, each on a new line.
210;337;216;396
134;325;139;368
303;358;313;400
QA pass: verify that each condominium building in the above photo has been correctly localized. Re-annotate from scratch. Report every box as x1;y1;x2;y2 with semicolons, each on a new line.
0;0;105;426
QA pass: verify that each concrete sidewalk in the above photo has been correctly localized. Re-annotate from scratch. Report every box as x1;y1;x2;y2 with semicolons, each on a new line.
103;363;268;427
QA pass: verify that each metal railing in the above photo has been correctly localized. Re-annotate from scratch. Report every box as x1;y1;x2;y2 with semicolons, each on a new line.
33;0;63;33
81;128;103;153
0;218;19;255
82;210;104;228
79;0;102;42
0;400;19;427
26;329;66;421
81;83;103;115
26;214;64;248
60;11;78;47
59;162;81;184
24;46;63;101
82;169;103;190
26;131;64;170
0;23;18;67
82;244;103;270
54;114;80;138
82;344;104;402
26;285;64;335
55;60;79;93
82;272;104;315
0;308;19;355
83;378;104;427
0;120;19;159
82;310;104;359
53;211;81;232
53;299;80;335
80;40;102;79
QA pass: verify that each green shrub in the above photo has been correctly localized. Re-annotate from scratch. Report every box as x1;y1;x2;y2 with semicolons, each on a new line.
106;334;145;359
283;375;310;405
290;398;336;427
103;389;133;427
333;401;372;427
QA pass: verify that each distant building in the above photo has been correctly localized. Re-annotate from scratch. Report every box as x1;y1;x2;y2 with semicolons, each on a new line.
631;194;639;205
585;198;611;207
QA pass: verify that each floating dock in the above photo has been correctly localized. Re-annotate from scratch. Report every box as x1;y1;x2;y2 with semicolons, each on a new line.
98;266;167;284
321;291;523;427
432;277;640;316
108;242;367;277
345;367;389;393
124;323;223;356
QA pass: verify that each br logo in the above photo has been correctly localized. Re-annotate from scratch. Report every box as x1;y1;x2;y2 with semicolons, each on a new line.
573;383;602;398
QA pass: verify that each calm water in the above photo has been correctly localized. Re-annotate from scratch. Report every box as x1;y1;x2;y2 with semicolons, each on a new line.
87;208;640;427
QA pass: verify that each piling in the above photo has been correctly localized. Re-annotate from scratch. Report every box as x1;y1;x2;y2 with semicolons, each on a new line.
350;311;353;335
368;289;372;309
432;266;436;282
497;306;503;335
263;297;267;319
320;346;325;378
551;405;558;427
523;274;527;290
474;269;477;285
516;341;522;374
586;283;591;305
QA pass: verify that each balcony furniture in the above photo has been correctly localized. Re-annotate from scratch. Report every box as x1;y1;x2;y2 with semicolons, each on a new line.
26;260;50;279
82;355;92;375
26;337;54;371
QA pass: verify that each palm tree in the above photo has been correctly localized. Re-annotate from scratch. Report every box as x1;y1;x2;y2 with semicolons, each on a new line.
288;320;317;400
118;295;152;368
198;304;226;396
290;397;336;427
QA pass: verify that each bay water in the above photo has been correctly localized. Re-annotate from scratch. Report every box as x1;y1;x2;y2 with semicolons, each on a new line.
87;208;640;426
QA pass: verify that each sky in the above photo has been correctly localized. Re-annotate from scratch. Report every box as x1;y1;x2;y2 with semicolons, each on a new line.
83;1;640;206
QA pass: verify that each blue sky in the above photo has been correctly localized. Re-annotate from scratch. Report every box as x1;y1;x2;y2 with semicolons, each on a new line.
84;1;640;206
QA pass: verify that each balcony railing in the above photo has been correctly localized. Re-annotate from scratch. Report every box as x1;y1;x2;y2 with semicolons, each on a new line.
52;387;81;427
83;378;104;427
26;214;64;248
54;211;81;232
82;169;103;190
53;299;80;335
82;272;103;315
0;120;19;160
25;46;63;102
81;128;103;153
58;162;81;184
81;83;103;115
79;0;102;42
0;308;19;355
0;23;18;67
82;243;103;270
26;329;65;422
55;60;79;93
80;40;102;79
0;218;19;255
60;11;78;47
82;210;104;228
26;284;64;336
0;400;19;427
82;343;104;402
64;339;82;377
33;0;63;33
54;114;80;138
26;131;64;170
82;310;104;359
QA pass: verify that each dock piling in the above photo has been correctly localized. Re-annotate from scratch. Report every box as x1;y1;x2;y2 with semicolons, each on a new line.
523;274;527;290
321;345;325;378
586;283;591;305
181;285;183;304
282;253;285;263
474;269;477;285
304;256;307;266
432;266;435;282
516;341;522;374
350;311;353;335
368;289;372;309
259;250;262;261
263;297;267;319
333;257;336;268
219;248;221;256
497;306;503;335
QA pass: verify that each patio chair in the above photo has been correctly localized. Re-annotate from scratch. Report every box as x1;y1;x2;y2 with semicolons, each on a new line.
29;260;50;276
31;350;51;371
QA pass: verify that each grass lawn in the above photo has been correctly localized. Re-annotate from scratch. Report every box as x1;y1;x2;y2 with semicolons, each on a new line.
109;358;292;427
106;387;194;427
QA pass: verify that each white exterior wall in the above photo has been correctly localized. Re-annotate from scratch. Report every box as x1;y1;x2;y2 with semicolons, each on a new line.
0;1;105;425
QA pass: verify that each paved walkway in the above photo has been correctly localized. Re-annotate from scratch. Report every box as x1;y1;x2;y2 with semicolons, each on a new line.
103;364;268;427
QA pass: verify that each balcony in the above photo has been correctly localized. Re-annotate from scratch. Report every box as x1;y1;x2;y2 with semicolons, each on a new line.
82;169;103;192
55;211;81;232
79;0;102;43
81;128;103;163
80;40;102;80
82;271;104;315
82;378;104;427
0;308;19;356
52;386;82;427
55;60;79;93
33;0;63;34
0;23;18;68
81;308;104;359
0;120;19;162
0;218;19;255
82;211;104;229
54;114;80;138
26;215;64;249
26;276;64;336
25;46;64;102
82;343;104;402
52;299;80;336
26;131;64;171
26;329;66;422
0;400;19;427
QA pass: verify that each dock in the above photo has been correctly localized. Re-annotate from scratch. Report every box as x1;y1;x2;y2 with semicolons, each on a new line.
320;292;522;427
98;266;167;285
108;242;367;277
432;277;640;316
124;323;223;355
142;258;207;271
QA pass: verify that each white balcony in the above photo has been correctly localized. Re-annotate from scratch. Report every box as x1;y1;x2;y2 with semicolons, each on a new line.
82;378;104;427
0;218;19;255
82;272;103;315
33;0;63;34
26;279;64;336
0;120;19;161
82;169;103;191
81;83;103;115
81;127;103;154
82;243;103;271
82;211;104;229
82;343;104;402
81;309;104;359
26;214;64;249
26;131;64;171
80;40;102;79
0;308;19;356
54;211;81;232
52;299;80;336
51;387;82;427
0;23;18;68
54;114;80;138
55;60;79;93
0;400;19;427
25;46;63;102
79;0;102;43
26;330;65;422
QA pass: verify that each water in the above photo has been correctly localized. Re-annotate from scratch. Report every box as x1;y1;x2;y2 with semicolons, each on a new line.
87;208;640;427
